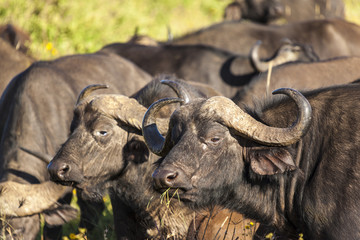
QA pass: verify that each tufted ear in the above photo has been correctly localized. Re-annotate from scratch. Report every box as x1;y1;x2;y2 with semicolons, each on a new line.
248;148;296;175
123;139;149;164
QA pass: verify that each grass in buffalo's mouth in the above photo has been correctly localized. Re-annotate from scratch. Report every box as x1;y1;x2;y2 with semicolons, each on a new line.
160;188;181;207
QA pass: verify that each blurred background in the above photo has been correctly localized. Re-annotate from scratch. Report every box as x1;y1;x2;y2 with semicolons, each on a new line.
0;0;359;60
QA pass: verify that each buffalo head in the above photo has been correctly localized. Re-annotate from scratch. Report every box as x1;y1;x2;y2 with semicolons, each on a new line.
144;88;311;211
47;84;152;200
250;39;319;72
47;81;186;201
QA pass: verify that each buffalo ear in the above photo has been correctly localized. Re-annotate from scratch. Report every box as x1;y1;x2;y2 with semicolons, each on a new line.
123;139;149;164
249;148;296;175
42;205;78;226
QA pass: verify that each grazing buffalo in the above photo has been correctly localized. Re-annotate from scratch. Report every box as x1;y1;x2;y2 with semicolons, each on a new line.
0;48;151;239
0;38;34;94
47;77;259;240
101;40;318;98
145;84;360;240
224;0;344;23
172;18;360;60
223;0;284;23
233;56;360;106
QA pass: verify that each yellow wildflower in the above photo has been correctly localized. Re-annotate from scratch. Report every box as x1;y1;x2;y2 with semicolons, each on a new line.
265;232;274;239
45;42;53;51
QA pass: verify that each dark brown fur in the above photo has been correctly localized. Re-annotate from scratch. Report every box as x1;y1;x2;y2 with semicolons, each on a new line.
0;48;151;239
233;56;360;106
172;18;360;60
223;0;284;23
101;41;317;99
48;77;258;239
153;84;360;239
0;38;34;94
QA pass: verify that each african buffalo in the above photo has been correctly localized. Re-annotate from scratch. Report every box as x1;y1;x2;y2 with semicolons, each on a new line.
47;77;260;239
281;0;345;22
145;84;360;239
0;48;151;239
0;38;34;94
223;0;284;23
233;56;360;106
172;18;360;60
101;40;318;98
223;0;344;23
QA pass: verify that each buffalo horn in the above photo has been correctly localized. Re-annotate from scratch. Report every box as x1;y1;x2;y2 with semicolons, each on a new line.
161;79;191;104
250;40;301;72
76;84;109;105
142;98;184;156
203;88;312;146
250;40;269;72
0;181;70;217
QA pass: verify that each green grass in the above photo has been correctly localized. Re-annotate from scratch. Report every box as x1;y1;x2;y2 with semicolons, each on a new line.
345;0;360;24
0;0;232;59
1;0;358;59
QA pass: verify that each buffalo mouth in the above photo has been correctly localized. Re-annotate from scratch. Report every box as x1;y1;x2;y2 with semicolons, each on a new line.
155;186;197;203
56;180;77;187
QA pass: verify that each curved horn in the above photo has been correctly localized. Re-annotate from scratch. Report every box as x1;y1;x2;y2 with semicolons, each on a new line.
76;84;109;105
160;79;191;104
251;40;305;72
142;98;184;156
0;181;71;217
203;88;311;146
220;56;257;87
90;94;146;131
250;40;270;72
19;146;52;164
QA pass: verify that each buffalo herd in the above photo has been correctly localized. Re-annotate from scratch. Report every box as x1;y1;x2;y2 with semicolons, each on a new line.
1;1;360;240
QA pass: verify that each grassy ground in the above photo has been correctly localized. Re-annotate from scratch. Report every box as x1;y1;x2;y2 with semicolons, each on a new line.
0;0;359;239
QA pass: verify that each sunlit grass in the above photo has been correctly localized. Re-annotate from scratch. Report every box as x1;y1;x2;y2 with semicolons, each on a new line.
344;0;360;24
1;0;358;59
0;0;232;59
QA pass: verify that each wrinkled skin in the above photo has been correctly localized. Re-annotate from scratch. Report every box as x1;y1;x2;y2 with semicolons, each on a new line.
172;18;360;61
152;84;360;239
0;48;151;239
233;56;360;107
48;78;259;240
102;40;318;99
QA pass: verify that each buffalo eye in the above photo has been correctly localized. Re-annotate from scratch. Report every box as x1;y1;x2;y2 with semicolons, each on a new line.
95;130;108;137
205;136;222;146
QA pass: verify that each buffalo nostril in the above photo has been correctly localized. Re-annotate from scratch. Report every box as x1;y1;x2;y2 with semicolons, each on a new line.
48;161;71;181
58;164;70;179
164;171;178;185
152;169;178;188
